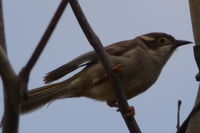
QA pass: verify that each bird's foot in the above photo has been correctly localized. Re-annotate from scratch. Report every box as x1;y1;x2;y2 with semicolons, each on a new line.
107;101;135;116
107;101;118;107
117;106;135;117
124;106;135;117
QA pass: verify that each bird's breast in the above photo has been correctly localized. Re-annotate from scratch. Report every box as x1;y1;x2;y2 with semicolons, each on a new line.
123;59;162;99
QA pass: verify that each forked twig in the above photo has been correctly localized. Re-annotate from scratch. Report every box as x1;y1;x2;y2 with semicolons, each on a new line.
19;0;69;97
0;1;69;133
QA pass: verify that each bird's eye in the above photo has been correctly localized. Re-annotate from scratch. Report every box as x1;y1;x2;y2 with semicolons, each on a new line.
158;37;168;44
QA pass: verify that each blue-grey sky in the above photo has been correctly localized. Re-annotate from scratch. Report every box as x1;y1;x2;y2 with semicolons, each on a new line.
0;0;197;133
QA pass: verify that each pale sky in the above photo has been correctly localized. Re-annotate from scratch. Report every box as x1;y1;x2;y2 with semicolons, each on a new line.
0;0;197;133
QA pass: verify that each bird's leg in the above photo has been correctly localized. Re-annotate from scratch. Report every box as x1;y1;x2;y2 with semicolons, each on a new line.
107;101;135;116
107;100;118;107
116;106;135;116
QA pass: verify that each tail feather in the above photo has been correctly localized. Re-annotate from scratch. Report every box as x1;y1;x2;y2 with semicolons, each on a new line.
21;80;71;114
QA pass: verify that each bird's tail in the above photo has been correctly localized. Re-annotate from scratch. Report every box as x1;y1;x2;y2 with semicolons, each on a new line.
21;78;77;114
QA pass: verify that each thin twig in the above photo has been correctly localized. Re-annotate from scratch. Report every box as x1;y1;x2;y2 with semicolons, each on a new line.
19;0;69;97
69;0;141;133
0;0;7;52
177;101;200;133
176;100;182;131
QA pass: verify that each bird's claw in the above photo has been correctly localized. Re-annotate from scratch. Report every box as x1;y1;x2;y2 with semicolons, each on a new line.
107;101;135;116
107;101;118;107
116;106;135;116
124;106;135;117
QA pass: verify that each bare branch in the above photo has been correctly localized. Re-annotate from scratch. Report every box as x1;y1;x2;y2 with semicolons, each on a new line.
176;100;182;131
184;90;200;133
1;1;69;132
0;0;21;132
177;0;200;133
19;0;69;92
0;0;7;52
69;0;141;133
0;47;17;88
177;99;200;133
189;0;200;46
0;37;20;133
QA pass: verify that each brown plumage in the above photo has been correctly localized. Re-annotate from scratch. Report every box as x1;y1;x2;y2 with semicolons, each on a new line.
21;32;191;113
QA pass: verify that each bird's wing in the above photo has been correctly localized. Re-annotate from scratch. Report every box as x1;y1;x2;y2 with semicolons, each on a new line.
105;40;137;56
43;51;97;83
44;40;136;83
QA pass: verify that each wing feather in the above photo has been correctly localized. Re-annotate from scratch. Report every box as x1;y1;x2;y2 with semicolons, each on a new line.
44;40;137;83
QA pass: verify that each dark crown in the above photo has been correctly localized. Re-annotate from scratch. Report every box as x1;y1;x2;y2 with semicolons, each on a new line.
139;32;176;49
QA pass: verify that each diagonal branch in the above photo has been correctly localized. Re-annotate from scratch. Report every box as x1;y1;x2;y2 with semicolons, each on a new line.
0;0;7;52
69;0;141;133
19;0;69;94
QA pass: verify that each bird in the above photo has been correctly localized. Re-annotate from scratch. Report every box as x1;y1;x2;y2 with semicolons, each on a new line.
21;32;191;114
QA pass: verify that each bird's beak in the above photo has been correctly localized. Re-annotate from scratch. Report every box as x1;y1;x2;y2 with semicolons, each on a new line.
175;40;192;47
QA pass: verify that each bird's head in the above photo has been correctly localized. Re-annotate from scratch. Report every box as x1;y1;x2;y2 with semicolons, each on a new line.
136;32;192;65
138;32;192;50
